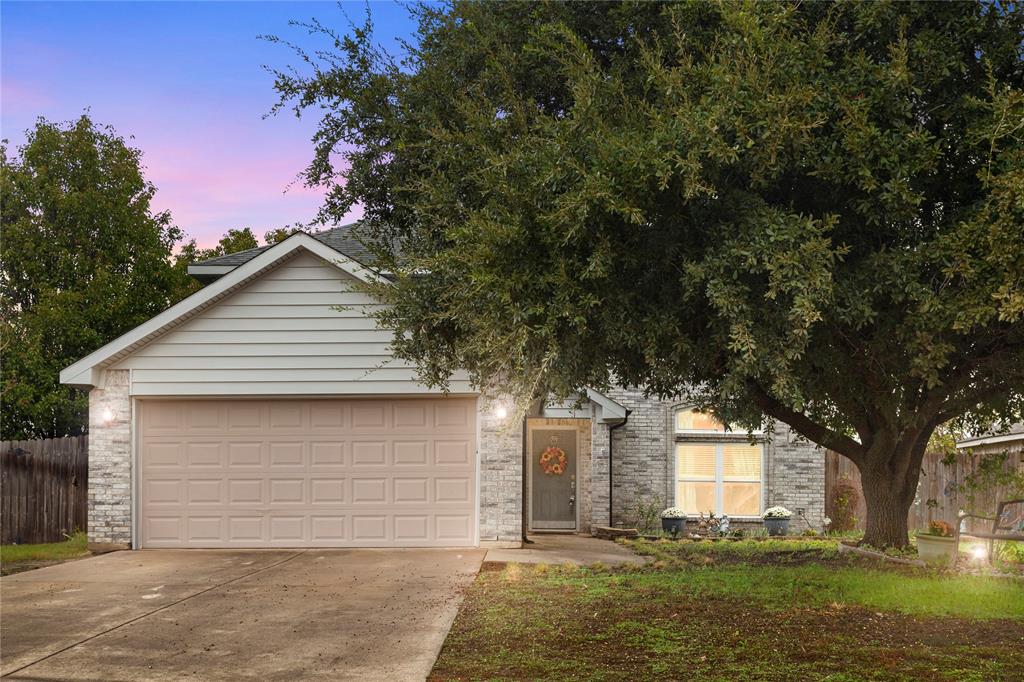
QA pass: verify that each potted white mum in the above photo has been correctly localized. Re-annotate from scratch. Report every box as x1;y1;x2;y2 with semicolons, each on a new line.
660;507;688;536
762;506;792;536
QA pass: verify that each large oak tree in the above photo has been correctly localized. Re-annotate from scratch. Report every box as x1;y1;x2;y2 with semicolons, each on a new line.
269;1;1024;547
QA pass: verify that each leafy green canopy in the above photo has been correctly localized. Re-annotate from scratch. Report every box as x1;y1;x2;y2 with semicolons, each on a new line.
271;2;1023;458
0;116;191;439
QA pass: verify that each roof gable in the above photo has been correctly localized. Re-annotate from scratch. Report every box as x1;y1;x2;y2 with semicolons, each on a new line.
60;233;387;388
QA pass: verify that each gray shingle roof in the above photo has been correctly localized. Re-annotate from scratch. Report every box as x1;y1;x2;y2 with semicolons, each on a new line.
192;223;378;269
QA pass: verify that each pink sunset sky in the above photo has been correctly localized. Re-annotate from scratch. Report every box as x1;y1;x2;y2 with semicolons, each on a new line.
2;1;416;249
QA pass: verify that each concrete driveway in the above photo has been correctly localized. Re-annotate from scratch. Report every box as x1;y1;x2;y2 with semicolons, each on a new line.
1;548;484;681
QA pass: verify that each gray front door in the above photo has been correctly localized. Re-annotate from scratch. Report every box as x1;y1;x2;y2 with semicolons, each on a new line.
530;428;577;530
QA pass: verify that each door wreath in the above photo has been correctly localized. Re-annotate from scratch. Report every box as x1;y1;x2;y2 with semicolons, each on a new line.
539;446;568;475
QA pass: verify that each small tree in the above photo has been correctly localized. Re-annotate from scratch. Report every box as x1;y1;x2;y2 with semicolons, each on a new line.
269;1;1024;546
1;116;184;439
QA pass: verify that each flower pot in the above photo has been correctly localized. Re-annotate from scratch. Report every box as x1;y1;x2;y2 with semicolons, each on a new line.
915;532;957;566
763;518;790;536
661;517;686;536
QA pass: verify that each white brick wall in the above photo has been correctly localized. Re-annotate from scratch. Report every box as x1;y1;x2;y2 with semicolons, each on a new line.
88;369;132;545
477;396;523;543
767;424;827;530
598;389;826;530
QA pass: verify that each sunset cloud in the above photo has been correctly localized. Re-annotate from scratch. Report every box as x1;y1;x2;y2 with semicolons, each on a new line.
1;1;407;248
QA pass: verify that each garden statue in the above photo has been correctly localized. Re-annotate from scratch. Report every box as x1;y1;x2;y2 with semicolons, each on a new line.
719;515;730;536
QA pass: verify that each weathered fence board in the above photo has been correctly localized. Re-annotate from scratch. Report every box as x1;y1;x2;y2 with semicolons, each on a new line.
1;436;88;544
826;446;1023;534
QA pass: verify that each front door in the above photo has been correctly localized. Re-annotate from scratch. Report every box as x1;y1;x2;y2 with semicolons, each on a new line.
530;427;577;530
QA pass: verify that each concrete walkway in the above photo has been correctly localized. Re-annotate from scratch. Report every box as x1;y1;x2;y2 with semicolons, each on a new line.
485;534;648;566
1;548;484;681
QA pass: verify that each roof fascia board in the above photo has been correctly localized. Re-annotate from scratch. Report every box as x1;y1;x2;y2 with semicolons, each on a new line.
956;432;1024;449
60;233;387;387
586;388;628;423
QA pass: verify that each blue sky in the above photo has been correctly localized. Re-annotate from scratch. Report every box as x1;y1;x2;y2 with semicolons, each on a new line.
2;1;418;247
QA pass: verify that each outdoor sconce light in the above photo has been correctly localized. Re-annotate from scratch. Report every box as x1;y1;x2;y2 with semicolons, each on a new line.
100;407;115;425
494;405;508;420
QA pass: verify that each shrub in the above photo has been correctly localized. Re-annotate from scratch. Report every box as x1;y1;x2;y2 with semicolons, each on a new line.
830;481;860;532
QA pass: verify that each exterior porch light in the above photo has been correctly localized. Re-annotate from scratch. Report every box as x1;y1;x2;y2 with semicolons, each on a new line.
100;407;115;425
494;404;508;420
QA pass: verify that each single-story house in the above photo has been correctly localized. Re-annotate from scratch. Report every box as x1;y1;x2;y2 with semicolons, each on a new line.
61;226;825;549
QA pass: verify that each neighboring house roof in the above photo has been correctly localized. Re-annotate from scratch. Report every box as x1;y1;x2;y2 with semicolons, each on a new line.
188;223;380;282
60;232;387;388
956;423;1024;450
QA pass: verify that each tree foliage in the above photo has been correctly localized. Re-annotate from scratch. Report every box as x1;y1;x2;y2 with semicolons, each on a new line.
271;1;1024;545
1;116;185;439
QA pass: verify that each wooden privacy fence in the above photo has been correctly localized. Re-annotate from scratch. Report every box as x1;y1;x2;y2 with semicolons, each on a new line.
826;447;1024;533
1;436;88;544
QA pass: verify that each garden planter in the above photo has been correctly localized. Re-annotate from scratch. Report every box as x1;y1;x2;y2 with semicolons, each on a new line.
915;533;957;566
763;518;790;536
661;517;686;536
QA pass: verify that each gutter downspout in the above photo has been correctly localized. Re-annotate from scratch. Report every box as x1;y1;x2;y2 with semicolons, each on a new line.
521;415;533;544
608;410;631;527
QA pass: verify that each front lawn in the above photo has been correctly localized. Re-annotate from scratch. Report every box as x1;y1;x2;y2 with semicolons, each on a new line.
430;538;1024;681
0;532;89;576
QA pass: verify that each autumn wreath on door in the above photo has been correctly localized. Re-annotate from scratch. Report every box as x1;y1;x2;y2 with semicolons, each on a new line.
539;446;568;475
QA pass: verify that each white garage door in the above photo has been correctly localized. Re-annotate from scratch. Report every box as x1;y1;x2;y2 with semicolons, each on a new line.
139;398;477;548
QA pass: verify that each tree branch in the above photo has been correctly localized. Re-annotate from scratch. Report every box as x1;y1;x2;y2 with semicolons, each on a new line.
747;382;867;464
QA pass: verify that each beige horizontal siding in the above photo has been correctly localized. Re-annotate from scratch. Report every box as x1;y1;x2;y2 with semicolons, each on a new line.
113;251;471;395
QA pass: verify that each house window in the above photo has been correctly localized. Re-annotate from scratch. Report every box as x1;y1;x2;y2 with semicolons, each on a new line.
674;408;763;517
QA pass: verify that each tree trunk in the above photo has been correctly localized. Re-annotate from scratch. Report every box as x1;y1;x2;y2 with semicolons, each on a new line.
858;459;920;549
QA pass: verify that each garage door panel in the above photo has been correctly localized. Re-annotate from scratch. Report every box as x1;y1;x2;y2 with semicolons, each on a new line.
351;441;387;466
140;398;476;548
310;403;346;429
351;404;387;430
227;441;264;467
436;515;472;541
310;478;346;503
229;479;264;504
187;479;224;504
269;442;304;466
311;515;347;541
393;477;429;503
146;479;184;505
147;516;183;544
393;440;429;465
229;516;264;542
226;403;262;429
310;441;346;466
435;440;472;465
352;515;388;542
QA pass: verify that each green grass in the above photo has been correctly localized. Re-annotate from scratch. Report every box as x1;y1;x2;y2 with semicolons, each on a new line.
626;538;1024;619
0;532;89;574
430;539;1024;681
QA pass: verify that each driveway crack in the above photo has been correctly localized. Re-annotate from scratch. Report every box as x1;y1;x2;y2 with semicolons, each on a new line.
1;550;309;679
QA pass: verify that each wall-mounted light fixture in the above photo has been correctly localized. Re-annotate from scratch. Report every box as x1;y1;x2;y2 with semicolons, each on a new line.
100;407;115;425
494;404;509;420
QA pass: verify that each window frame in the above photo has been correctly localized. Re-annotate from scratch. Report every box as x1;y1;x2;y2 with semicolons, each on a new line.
673;406;766;518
